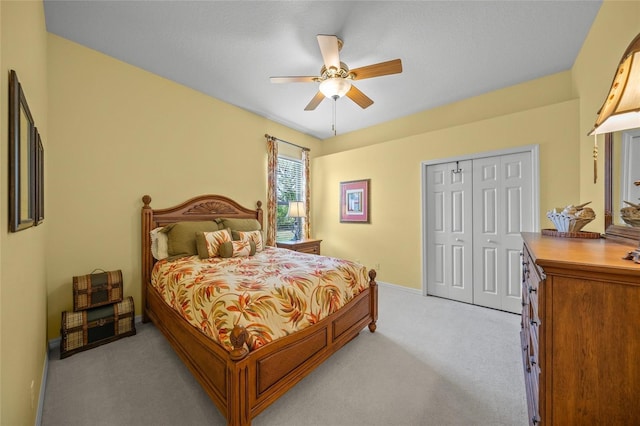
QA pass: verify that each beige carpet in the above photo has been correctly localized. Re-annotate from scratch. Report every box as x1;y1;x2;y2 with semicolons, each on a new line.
42;284;527;426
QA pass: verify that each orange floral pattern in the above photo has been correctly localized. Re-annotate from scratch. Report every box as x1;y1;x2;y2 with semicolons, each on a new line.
229;240;252;257
151;247;369;352
203;229;231;257
236;230;264;252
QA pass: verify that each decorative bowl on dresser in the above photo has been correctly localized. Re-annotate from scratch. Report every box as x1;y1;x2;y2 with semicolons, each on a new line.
276;238;322;255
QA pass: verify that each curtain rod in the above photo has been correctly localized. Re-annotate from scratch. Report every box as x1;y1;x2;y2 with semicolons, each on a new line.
264;133;310;152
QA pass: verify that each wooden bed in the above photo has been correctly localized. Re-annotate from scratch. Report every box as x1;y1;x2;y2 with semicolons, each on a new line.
141;194;378;426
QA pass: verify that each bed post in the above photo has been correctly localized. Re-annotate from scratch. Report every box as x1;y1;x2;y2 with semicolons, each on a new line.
256;200;263;229
141;195;153;323
368;269;378;332
226;359;251;426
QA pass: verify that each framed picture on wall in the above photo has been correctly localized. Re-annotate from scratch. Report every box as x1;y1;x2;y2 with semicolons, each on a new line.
8;69;36;232
340;179;370;223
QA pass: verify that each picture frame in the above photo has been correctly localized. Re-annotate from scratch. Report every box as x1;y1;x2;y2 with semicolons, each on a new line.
340;179;370;223
8;70;36;232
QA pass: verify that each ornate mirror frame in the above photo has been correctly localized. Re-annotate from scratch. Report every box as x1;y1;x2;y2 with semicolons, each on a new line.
604;132;640;243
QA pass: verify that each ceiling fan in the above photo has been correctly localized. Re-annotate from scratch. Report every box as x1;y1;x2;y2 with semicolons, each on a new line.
270;34;403;111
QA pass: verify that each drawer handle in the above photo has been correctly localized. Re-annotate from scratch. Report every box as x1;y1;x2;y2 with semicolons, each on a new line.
530;319;540;326
528;286;537;294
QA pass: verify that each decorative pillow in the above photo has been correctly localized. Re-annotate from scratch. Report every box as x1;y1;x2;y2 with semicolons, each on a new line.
161;221;220;257
216;218;262;232
218;240;256;258
150;227;169;260
195;229;232;259
234;230;264;252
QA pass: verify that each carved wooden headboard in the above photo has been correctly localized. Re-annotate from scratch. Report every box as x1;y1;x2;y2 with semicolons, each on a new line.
140;194;263;318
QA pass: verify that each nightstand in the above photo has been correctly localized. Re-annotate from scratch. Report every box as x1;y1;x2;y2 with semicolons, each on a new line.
276;239;322;255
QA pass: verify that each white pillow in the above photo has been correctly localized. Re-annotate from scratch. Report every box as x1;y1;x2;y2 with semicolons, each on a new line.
150;227;169;260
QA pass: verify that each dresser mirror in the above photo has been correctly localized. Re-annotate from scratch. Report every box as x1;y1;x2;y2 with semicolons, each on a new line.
604;129;640;243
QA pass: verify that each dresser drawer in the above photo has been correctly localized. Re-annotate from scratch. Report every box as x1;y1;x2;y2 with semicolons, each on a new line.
521;329;541;425
298;245;320;255
276;239;322;255
521;244;543;426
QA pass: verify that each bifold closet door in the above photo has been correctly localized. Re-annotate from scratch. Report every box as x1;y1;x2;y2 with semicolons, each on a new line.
426;161;473;303
472;152;533;313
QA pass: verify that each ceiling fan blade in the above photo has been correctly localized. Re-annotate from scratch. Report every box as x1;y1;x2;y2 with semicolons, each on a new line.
317;34;340;70
270;76;318;83
346;85;374;109
350;59;403;80
304;91;325;111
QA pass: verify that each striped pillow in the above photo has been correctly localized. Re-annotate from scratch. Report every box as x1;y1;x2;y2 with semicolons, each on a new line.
196;229;232;258
235;230;264;252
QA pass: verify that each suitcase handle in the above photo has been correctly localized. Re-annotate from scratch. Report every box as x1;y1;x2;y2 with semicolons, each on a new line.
90;268;106;274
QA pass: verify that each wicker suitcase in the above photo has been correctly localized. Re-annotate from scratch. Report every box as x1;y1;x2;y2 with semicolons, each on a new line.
60;296;136;359
73;269;123;311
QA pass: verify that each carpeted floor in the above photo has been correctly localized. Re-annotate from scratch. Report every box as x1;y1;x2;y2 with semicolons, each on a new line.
42;284;528;426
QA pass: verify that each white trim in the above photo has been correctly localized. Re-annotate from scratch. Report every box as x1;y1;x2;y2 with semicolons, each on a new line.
376;281;422;295
48;336;60;352
420;144;540;296
35;350;48;426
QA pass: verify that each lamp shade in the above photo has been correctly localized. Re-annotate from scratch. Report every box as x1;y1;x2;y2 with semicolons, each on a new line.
319;77;352;99
287;201;305;218
589;32;640;135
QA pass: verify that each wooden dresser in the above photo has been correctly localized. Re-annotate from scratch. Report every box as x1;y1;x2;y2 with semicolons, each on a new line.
276;238;322;255
521;232;640;425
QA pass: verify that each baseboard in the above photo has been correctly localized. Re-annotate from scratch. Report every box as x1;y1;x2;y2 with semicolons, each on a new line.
47;314;144;352
35;349;48;426
376;280;422;295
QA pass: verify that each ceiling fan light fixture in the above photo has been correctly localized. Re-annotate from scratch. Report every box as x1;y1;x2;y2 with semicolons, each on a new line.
319;78;351;99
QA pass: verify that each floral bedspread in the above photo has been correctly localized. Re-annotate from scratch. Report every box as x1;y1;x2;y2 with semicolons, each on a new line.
151;247;370;352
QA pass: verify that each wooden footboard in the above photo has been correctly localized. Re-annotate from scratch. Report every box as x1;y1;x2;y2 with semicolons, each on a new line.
146;269;377;425
141;194;378;425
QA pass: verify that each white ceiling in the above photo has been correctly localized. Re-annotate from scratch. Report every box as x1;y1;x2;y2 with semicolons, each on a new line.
43;0;602;140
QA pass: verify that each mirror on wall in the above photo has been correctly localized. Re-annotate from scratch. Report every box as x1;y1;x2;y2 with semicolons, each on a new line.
8;70;36;232
605;129;640;243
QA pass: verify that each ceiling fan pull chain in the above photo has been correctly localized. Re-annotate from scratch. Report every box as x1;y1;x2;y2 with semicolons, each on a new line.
332;98;337;136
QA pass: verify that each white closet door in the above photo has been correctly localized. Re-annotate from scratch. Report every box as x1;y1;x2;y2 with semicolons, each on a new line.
426;161;473;303
472;152;533;313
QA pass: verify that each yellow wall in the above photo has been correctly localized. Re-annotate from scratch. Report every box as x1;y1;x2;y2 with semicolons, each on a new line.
574;0;640;228
314;98;579;289
0;1;49;424
46;34;321;339
1;1;638;423
318;71;575;157
312;0;640;290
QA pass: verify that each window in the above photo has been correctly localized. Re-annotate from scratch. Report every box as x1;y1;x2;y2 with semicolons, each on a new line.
276;155;304;241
